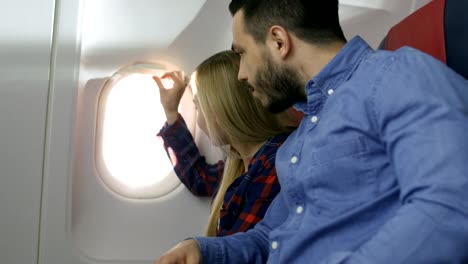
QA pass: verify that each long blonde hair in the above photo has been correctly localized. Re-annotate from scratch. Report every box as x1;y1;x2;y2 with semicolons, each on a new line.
195;50;293;236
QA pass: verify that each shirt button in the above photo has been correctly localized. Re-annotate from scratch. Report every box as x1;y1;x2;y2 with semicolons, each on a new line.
296;206;304;214
311;115;319;123
271;241;279;250
328;89;334;95
290;156;298;164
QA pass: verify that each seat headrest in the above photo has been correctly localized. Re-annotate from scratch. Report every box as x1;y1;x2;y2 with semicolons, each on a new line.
379;0;468;79
445;0;468;79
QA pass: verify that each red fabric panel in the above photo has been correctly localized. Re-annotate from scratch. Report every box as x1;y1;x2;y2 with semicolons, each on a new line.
385;0;447;63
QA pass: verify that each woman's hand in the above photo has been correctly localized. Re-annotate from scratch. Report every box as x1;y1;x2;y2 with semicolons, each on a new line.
153;71;190;125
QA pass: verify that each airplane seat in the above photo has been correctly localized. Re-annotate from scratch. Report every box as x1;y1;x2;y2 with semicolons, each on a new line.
378;0;468;79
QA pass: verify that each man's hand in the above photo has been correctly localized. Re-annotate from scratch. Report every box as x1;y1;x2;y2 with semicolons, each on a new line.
155;239;202;264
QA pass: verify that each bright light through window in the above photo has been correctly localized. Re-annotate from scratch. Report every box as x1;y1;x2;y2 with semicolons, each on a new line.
101;73;173;189
95;63;192;199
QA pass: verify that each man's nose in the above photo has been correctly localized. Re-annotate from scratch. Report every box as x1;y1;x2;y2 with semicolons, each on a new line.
237;65;248;81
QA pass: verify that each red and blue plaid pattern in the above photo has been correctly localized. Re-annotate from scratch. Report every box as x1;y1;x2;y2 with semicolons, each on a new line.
158;115;288;236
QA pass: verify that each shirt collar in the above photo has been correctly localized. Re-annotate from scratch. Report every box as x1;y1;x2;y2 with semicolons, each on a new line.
294;36;373;115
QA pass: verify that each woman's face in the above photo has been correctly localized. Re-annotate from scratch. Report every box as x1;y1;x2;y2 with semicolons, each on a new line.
193;95;208;136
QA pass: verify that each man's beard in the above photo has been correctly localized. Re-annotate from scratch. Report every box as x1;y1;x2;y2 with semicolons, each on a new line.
254;57;306;113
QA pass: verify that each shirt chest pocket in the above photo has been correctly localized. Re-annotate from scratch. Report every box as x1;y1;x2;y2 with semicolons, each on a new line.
303;136;380;218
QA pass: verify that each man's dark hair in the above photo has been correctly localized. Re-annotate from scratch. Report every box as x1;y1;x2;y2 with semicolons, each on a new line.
229;0;346;45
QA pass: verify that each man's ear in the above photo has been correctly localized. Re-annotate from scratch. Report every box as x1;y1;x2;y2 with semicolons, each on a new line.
266;25;291;59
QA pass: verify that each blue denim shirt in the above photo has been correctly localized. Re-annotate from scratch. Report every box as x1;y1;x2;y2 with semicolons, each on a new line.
195;36;468;263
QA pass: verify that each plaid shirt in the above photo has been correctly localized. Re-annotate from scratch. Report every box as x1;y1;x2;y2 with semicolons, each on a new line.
158;114;289;236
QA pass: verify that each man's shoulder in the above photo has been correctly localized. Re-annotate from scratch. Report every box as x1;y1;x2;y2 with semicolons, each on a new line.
353;46;449;88
367;46;445;71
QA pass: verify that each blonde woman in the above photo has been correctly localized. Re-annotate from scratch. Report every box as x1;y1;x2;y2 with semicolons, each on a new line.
154;50;296;237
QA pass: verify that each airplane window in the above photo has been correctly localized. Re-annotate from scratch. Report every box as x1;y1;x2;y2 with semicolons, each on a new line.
95;63;184;199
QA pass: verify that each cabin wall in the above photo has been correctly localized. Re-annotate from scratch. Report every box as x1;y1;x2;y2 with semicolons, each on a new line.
0;0;55;263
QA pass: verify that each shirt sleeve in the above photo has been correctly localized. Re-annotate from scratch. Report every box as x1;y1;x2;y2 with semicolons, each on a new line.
329;49;468;263
195;191;289;264
157;114;224;196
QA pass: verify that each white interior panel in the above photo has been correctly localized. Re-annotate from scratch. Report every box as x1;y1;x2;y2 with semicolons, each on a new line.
72;0;230;261
339;0;414;48
0;1;55;263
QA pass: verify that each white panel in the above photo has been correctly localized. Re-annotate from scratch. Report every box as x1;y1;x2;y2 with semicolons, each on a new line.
339;0;414;48
81;0;205;51
0;0;55;263
38;0;85;262
412;0;433;11
340;0;393;10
